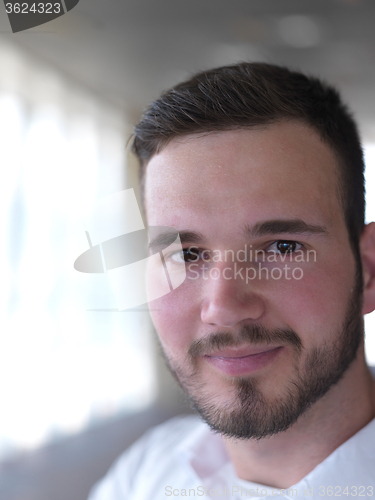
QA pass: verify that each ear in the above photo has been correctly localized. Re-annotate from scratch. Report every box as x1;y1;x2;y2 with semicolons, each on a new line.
360;222;375;314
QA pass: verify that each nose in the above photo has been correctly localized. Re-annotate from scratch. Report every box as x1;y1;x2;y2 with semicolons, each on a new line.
200;263;265;328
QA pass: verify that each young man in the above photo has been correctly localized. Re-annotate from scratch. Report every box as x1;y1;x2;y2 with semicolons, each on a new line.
88;63;375;499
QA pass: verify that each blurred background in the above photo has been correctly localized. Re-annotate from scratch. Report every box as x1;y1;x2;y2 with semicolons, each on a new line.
1;0;375;499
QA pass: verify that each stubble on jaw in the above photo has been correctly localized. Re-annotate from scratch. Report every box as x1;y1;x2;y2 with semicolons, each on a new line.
156;266;364;440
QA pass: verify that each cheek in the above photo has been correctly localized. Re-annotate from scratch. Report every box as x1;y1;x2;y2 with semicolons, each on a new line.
149;248;357;354
149;284;201;356
270;257;356;344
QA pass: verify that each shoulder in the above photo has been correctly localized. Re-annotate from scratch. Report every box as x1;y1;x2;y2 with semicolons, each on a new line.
87;414;206;500
120;413;205;462
141;413;204;446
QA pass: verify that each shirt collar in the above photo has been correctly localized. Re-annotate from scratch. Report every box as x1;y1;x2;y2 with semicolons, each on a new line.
176;417;229;479
295;415;375;488
175;412;375;486
176;367;375;486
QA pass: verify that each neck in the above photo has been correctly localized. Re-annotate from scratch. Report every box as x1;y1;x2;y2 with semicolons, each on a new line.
222;348;375;489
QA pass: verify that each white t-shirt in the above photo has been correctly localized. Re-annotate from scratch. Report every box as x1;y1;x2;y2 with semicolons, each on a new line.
88;380;375;500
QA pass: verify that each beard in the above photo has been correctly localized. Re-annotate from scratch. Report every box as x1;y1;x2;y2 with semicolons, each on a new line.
159;264;364;440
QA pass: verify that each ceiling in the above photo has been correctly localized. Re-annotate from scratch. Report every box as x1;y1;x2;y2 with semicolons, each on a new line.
1;0;375;137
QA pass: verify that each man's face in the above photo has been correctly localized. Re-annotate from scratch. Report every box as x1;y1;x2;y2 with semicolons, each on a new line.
144;121;363;439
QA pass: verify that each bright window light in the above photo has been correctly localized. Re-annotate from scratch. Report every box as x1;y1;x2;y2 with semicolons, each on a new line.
0;43;156;461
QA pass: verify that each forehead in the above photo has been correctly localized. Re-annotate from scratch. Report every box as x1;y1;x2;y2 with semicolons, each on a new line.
144;121;343;236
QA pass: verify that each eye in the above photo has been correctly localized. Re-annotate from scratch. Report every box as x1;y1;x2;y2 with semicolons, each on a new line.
267;240;302;254
170;247;201;263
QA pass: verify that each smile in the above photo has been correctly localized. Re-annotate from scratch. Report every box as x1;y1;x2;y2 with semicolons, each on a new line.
204;346;284;376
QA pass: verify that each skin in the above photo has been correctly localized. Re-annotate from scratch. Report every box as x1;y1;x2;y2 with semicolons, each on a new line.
143;121;375;488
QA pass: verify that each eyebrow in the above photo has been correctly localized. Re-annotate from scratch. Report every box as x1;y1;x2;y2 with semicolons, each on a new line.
148;230;205;251
148;219;327;251
243;219;328;238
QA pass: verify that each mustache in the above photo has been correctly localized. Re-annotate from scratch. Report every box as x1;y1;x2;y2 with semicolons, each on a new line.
188;324;302;358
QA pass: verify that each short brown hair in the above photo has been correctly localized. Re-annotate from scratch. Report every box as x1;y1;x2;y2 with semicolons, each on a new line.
131;62;365;251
